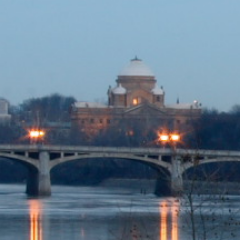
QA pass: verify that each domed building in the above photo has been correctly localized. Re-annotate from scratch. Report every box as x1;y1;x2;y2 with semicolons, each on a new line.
108;57;164;108
71;57;201;137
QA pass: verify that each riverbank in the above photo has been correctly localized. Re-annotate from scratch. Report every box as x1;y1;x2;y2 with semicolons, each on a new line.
184;180;240;195
100;178;156;193
100;178;240;195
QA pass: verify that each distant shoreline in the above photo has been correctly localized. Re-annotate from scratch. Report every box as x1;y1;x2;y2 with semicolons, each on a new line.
0;179;240;195
101;179;240;195
100;178;156;193
184;180;240;195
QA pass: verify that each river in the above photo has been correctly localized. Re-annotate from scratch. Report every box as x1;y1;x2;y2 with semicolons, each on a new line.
0;184;240;240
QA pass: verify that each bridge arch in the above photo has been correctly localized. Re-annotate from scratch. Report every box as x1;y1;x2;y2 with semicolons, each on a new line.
49;153;171;174
0;153;39;169
49;153;172;196
0;152;39;169
0;153;41;196
182;157;240;175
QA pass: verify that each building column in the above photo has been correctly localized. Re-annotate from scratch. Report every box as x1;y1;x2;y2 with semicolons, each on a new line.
38;151;51;196
171;156;183;195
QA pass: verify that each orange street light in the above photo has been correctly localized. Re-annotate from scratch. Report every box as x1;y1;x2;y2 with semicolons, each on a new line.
29;129;45;144
159;134;170;142
158;132;180;143
29;130;45;139
170;134;180;142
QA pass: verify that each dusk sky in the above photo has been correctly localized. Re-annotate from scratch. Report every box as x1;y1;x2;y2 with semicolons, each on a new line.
0;0;240;111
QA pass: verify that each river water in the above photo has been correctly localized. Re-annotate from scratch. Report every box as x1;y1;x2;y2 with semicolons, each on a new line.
0;184;240;240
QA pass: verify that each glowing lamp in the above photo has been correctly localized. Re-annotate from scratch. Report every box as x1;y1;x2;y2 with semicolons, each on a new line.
159;134;169;142
29;130;45;139
170;134;180;142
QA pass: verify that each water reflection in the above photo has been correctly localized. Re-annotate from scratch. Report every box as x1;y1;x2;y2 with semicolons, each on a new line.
25;189;181;240
80;227;85;239
159;199;179;240
28;199;43;240
171;199;179;240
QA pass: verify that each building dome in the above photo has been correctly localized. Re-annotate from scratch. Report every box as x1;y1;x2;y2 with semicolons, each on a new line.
151;84;164;95
118;57;154;77
112;83;127;95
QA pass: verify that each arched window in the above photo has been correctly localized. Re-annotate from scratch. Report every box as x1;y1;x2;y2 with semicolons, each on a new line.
133;98;138;105
133;97;142;105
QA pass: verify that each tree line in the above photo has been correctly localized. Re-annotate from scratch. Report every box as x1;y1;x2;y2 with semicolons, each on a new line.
0;93;240;184
1;93;240;150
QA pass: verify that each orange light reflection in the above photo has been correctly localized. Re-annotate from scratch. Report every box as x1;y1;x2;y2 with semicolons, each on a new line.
29;200;43;240
171;200;179;240
159;201;168;240
159;199;179;240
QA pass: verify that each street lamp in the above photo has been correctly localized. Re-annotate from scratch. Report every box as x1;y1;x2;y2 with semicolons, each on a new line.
158;132;180;144
29;129;45;144
159;133;169;142
158;131;182;195
169;133;180;142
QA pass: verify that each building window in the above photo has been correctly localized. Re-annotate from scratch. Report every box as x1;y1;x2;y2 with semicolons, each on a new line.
99;119;103;124
133;98;138;105
107;119;111;124
133;97;142;105
157;96;160;102
90;119;94;123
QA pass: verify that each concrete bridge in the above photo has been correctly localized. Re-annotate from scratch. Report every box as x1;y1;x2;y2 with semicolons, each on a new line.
0;144;240;196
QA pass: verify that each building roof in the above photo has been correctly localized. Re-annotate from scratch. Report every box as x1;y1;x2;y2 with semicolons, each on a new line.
74;101;107;108
112;84;127;95
118;57;155;77
151;84;164;95
166;101;201;110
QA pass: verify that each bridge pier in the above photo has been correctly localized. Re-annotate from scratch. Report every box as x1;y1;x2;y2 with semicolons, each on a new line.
26;151;51;197
171;156;183;196
38;151;51;196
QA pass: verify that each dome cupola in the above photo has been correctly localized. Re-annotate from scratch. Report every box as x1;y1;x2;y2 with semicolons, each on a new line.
151;84;164;95
118;57;154;77
112;83;127;95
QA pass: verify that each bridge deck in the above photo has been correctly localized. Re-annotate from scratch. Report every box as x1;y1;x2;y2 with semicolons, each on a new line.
0;144;240;158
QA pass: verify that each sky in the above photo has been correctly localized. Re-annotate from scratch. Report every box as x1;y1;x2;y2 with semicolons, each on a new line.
0;0;240;112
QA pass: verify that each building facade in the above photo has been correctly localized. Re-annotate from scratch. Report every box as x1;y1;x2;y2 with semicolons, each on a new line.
0;98;11;124
71;57;201;137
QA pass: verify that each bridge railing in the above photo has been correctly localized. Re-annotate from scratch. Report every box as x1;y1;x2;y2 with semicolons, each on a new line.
0;144;240;159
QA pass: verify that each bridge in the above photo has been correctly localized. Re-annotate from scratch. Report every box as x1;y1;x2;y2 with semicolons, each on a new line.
0;144;240;196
